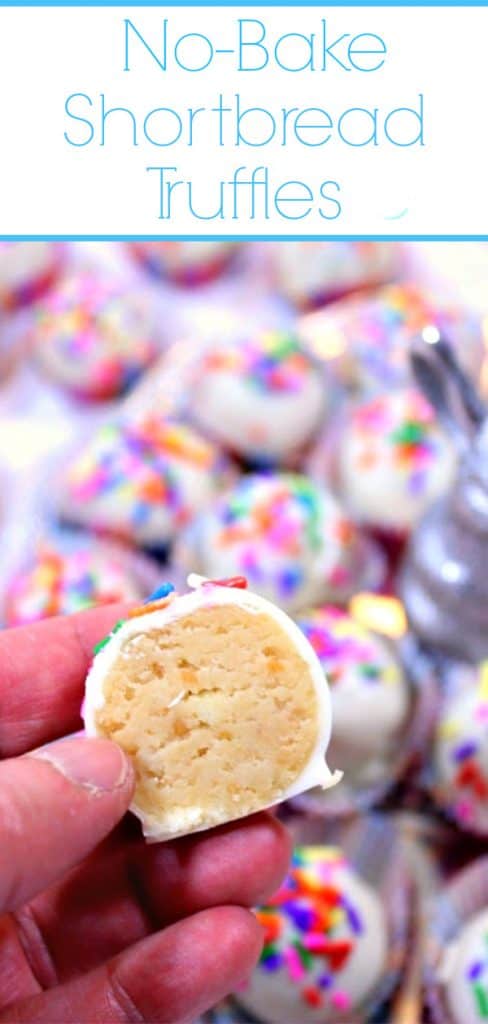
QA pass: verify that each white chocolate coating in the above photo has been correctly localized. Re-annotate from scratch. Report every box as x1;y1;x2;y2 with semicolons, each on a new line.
191;332;327;462
0;242;59;302
440;910;488;1024
273;241;399;308
178;474;378;614
33;272;159;400
236;846;388;1024
337;389;457;532
295;607;410;789
131;241;237;280
296;284;485;395
58;417;230;548
433;667;488;835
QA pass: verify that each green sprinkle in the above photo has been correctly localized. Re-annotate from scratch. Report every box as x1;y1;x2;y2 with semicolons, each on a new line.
261;944;278;961
93;618;126;655
93;635;111;655
391;421;424;446
293;940;313;970
473;983;488;1018
271;333;298;360
360;663;381;679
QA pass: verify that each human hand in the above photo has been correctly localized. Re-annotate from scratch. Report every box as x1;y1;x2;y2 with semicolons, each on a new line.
0;605;290;1022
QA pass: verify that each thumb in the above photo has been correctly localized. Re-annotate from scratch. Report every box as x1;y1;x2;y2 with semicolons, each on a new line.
0;737;134;913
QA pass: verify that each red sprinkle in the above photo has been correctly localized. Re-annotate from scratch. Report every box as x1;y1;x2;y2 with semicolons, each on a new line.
303;987;323;1008
456;759;488;799
208;576;248;589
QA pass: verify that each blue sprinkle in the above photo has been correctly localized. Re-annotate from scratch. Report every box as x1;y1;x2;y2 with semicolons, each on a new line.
344;899;363;934
261;953;283;972
468;961;484;981
279;566;303;595
132;503;151;526
285;904;313;932
454;740;478;762
318;974;332;989
144;582;175;603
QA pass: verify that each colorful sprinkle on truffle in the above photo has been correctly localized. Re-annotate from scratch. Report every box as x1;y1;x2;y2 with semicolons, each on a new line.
352;390;440;496
249;847;373;1012
201;474;362;607
299;284;482;390
296;606;399;689
435;663;488;834
63;416;228;545
466;928;488;1018
4;544;143;626
202;331;315;394
33;271;159;399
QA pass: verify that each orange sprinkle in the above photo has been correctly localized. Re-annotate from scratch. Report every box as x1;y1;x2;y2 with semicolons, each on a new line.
140;477;167;502
128;594;176;618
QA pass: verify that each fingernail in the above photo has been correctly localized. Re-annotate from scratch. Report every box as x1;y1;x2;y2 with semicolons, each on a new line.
29;737;130;793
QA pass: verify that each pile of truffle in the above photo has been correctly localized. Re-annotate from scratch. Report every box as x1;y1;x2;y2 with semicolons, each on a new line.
0;238;487;1024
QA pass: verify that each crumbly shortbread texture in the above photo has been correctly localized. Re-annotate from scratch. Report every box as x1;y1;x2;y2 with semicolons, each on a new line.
93;603;320;838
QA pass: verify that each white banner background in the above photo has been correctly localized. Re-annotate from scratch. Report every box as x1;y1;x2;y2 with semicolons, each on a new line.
0;5;486;236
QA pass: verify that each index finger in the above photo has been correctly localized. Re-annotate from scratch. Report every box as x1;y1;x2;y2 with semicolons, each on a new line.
0;603;130;758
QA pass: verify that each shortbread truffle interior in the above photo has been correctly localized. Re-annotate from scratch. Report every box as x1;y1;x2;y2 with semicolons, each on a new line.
95;604;319;835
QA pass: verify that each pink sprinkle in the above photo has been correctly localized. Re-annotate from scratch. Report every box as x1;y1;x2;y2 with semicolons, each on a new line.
73;478;102;500
285;947;305;982
455;799;474;822
331;990;351;1011
303;934;327;952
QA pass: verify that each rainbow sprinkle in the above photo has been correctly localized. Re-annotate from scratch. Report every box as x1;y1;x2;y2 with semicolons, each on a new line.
92;581;177;649
203;331;316;393
300;284;480;389
296;606;400;690
35;271;159;399
0;241;61;311
436;662;488;832
467;927;488;1019
351;390;446;498
209;474;358;602
144;582;176;603
93;618;126;655
5;544;142;626
65;416;225;543
251;847;367;1012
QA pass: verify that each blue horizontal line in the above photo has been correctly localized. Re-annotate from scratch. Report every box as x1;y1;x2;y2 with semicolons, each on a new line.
2;2;488;6
1;234;487;241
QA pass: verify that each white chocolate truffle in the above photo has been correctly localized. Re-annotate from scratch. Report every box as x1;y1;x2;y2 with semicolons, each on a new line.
337;389;457;533
0;241;62;309
83;576;342;841
58;416;230;552
178;473;380;614
295;606;410;789
433;664;488;835
296;284;485;394
32;271;160;400
236;845;388;1024
3;537;155;626
273;241;399;309
190;330;327;463
441;909;488;1024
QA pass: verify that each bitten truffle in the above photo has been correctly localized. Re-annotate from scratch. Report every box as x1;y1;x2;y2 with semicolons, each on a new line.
83;575;341;841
